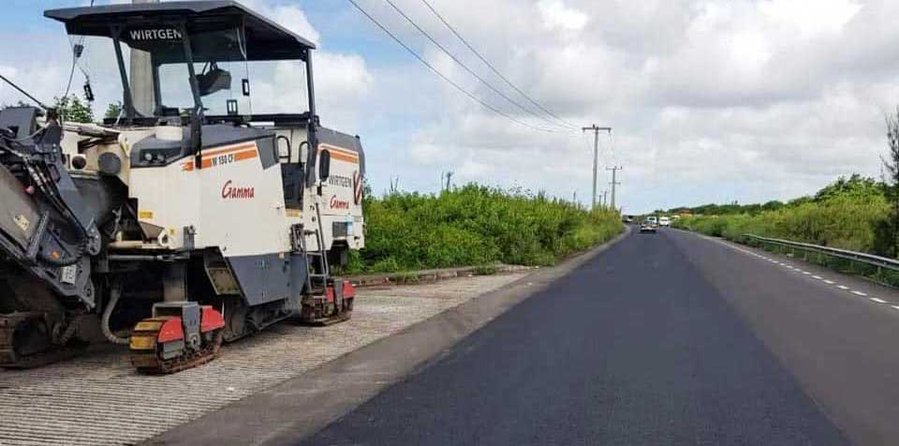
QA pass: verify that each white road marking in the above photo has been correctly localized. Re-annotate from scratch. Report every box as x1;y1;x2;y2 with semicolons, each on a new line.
710;238;899;308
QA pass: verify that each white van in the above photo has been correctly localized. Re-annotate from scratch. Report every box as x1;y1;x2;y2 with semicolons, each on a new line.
659;216;671;227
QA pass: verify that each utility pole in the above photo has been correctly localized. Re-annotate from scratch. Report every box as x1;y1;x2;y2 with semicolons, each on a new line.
607;166;622;211
601;190;609;209
389;176;399;194
582;125;612;210
444;171;454;191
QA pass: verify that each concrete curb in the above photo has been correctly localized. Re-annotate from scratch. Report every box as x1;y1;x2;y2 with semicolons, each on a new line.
346;264;536;287
149;227;631;446
346;225;628;288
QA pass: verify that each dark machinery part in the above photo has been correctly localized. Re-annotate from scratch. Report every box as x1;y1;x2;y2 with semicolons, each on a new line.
0;107;113;368
300;279;356;326
0;107;104;305
0;312;86;368
129;301;224;374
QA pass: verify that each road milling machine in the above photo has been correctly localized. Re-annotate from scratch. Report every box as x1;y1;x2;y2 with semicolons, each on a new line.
0;1;365;373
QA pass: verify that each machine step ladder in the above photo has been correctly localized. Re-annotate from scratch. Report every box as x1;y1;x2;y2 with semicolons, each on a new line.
296;201;330;295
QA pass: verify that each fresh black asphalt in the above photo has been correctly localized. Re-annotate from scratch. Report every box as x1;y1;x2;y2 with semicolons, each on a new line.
303;230;851;445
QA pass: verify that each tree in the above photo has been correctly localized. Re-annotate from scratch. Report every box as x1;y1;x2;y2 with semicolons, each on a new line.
814;174;883;202
761;200;784;211
53;95;93;123
104;101;123;120
878;107;899;257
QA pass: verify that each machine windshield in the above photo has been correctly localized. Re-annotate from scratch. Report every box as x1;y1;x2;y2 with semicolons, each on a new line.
67;22;309;122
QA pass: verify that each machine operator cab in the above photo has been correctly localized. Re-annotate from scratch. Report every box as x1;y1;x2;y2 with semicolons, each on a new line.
45;1;366;255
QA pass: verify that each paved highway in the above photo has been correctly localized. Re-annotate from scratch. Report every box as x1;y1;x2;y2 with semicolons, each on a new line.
303;229;899;445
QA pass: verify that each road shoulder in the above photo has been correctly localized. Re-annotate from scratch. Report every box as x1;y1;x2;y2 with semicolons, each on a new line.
148;229;631;446
668;229;899;445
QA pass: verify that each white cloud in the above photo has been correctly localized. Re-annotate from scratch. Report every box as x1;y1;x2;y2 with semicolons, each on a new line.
315;52;374;130
760;0;861;37
537;0;589;32
348;0;899;212
3;0;898;215
238;0;320;45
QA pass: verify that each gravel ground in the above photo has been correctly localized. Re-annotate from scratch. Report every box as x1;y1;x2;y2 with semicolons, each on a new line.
0;273;527;446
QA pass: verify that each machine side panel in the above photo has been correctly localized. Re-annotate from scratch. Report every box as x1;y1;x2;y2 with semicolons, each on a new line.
129;155;202;248
313;129;365;251
130;133;291;257
226;253;299;306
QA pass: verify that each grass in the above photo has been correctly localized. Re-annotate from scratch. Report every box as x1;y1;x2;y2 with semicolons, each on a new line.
343;184;624;274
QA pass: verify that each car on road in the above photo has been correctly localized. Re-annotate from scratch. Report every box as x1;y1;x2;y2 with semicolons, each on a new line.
659;216;671;227
647;216;658;226
640;220;657;233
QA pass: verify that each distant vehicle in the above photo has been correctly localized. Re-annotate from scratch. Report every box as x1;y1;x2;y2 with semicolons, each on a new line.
623;215;635;224
659;216;671;227
647;216;658;225
640;220;657;233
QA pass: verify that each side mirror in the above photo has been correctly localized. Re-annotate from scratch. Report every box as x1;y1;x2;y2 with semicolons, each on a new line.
318;150;331;181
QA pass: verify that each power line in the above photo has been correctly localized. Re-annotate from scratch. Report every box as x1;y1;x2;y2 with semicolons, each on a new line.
380;0;567;132
418;0;578;130
347;0;559;133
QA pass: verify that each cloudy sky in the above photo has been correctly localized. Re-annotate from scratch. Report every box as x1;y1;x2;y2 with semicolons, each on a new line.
0;0;894;213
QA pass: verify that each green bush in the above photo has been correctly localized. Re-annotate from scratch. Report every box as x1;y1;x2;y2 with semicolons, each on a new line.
674;176;891;254
350;184;623;273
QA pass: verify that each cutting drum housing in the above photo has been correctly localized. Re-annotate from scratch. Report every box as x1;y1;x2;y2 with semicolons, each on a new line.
0;1;364;373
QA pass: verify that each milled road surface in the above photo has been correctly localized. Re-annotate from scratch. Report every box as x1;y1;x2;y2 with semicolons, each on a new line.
0;273;527;446
306;229;899;445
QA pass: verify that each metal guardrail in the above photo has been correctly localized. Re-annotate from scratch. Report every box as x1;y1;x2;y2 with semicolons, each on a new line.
743;234;899;272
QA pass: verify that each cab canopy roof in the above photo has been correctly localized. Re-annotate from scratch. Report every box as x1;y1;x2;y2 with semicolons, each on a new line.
44;0;315;61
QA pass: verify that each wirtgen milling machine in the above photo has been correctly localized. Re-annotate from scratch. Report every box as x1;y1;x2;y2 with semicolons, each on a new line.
0;1;365;373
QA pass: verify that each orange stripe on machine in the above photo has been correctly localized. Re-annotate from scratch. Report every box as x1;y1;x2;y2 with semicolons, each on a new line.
319;143;359;163
181;146;258;171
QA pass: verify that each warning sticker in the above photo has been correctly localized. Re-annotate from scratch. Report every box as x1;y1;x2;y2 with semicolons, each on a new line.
13;214;29;233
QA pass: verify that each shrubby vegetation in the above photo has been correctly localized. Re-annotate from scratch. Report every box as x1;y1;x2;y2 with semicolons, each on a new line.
53;95;93;123
346;184;623;273
2;95;94;123
674;174;892;255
